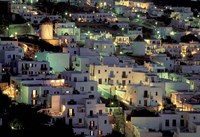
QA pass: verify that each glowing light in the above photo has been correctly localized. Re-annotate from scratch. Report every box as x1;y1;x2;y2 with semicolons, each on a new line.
62;105;66;112
170;31;175;36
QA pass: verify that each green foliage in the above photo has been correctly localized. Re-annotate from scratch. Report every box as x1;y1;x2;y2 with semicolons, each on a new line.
9;118;24;130
1;103;75;137
111;25;119;30
4;103;51;129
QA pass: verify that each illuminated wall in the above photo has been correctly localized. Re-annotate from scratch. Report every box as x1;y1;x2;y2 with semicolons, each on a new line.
36;52;70;73
7;23;34;37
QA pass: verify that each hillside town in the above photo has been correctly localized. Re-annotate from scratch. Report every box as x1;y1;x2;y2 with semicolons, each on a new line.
0;0;200;137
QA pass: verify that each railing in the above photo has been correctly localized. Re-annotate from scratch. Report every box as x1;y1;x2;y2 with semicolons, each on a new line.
143;94;149;98
41;67;48;71
109;74;115;78
122;74;127;78
31;94;39;98
42;94;47;97
89;126;97;130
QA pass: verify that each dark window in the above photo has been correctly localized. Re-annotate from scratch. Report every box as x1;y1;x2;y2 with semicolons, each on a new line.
180;119;184;127
79;118;82;123
90;86;94;91
144;90;148;98
172;119;176;127
84;77;87;81
104;120;107;124
165;120;169;127
74;77;77;82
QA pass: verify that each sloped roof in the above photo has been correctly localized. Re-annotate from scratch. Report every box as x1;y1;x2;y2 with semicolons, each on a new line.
134;35;144;42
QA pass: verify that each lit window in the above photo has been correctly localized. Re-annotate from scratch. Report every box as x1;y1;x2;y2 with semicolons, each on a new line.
68;109;74;117
32;100;37;105
32;90;37;98
90;131;94;136
104;45;107;48
90;120;94;127
98;130;102;135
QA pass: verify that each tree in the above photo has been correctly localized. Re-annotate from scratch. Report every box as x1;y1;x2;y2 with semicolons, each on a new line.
4;103;51;129
111;25;119;30
0;90;11;114
180;34;199;43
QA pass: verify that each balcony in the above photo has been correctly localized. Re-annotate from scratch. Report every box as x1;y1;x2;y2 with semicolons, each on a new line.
122;74;128;78
89;126;97;130
41;67;48;71
22;66;29;70
67;113;75;118
87;114;98;118
42;94;47;97
143;94;149;98
109;74;115;78
68;100;77;105
108;79;114;85
31;94;39;99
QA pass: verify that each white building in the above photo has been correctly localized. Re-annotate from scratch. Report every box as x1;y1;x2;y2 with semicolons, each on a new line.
174;122;200;137
35;52;70;73
150;54;175;71
61;71;98;96
162;43;181;58
128;27;143;40
12;76;73;105
144;61;166;73
132;35;146;56
127;110;200;134
124;83;163;108
55;22;81;41
50;93;112;136
154;27;173;39
145;39;162;54
0;37;18;47
86;39;115;56
31;14;62;25
70;13;116;23
0;43;24;64
90;64;135;85
10;3;32;14
17;60;50;75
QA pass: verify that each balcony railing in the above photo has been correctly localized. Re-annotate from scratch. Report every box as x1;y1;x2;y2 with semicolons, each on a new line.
41;67;48;71
42;94;47;97
67;113;75;117
22;66;29;70
109;74;115;78
122;74;128;78
31;94;39;98
89;126;97;130
143;94;149;98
